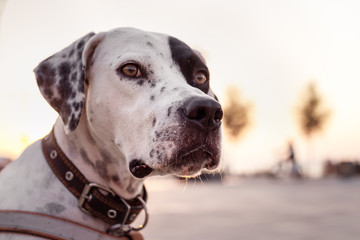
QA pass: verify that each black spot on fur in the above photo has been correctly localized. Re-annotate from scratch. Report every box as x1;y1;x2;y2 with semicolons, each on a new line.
70;72;78;83
44;88;53;98
111;175;120;183
77;50;82;60
152;117;157;127
58;64;76;101
68;114;77;131
127;185;136;193
70;91;76;99
80;149;94;167
151;83;156;88
95;160;110;181
150;95;155;101
68;49;75;58
44;203;66;215
100;150;113;164
36;62;56;87
167;106;172;116
78;70;85;92
58;62;71;79
137;79;144;86
73;102;81;112
51;98;62;113
77;40;85;50
150;149;155;158
160;87;166;93
146;41;154;47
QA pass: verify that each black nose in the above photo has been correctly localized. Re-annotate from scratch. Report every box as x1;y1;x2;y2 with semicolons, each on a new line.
182;97;223;129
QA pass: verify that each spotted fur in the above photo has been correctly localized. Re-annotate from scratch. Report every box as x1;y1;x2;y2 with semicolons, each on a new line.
34;32;95;132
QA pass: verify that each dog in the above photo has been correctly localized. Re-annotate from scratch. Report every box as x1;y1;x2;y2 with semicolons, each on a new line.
0;27;222;239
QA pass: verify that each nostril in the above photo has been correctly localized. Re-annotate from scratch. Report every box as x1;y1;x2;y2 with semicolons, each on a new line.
185;107;207;121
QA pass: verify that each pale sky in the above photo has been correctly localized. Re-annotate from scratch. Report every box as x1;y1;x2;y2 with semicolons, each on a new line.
1;0;360;175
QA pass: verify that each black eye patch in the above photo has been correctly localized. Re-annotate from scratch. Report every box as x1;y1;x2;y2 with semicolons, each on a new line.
168;37;210;93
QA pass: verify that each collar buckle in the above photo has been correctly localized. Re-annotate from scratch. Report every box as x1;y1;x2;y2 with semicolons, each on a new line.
78;182;116;215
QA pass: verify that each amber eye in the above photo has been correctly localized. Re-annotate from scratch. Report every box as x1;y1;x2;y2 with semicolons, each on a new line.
121;63;141;77
195;71;207;85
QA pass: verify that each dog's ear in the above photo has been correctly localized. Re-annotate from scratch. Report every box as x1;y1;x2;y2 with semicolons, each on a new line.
34;32;101;133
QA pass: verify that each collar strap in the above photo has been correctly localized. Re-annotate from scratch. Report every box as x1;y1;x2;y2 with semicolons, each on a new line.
0;210;144;240
41;130;148;233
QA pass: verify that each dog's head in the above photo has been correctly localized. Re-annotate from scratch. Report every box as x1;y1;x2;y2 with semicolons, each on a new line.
34;28;222;179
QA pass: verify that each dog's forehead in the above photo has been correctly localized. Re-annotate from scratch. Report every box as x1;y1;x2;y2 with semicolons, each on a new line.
97;28;207;69
99;28;170;58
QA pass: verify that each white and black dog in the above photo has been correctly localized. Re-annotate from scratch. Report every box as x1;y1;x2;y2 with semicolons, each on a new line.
0;27;222;239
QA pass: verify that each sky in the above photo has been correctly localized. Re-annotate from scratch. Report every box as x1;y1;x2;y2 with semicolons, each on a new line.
1;0;360;176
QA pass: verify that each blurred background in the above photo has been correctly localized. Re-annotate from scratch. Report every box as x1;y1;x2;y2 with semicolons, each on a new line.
1;0;360;239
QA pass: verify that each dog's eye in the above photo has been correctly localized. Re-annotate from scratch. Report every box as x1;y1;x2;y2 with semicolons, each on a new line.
194;72;207;85
121;64;142;78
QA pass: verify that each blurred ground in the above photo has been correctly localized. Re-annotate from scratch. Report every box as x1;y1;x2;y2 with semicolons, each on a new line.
142;177;360;240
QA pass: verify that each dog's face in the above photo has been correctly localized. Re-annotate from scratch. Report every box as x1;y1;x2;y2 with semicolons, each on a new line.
35;28;222;179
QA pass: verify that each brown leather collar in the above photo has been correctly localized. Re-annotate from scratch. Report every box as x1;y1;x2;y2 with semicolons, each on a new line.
41;130;148;234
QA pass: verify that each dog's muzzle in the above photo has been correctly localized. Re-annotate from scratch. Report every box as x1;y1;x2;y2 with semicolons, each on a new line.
128;96;223;178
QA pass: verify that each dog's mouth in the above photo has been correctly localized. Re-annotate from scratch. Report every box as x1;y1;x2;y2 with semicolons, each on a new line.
172;146;220;176
129;159;153;179
129;147;219;178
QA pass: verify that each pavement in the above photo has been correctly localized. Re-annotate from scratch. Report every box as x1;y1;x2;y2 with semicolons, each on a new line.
141;177;360;240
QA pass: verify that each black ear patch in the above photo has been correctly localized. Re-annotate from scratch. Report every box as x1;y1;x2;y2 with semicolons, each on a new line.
168;37;210;93
34;32;95;132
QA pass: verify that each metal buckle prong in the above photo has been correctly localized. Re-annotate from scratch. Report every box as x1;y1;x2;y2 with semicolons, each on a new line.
78;183;115;215
107;198;131;236
132;196;149;231
107;196;149;236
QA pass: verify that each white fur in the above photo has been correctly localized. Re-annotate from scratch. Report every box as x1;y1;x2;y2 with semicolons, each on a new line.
0;28;221;239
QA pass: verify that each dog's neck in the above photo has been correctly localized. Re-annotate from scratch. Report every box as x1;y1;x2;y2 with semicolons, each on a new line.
53;118;144;200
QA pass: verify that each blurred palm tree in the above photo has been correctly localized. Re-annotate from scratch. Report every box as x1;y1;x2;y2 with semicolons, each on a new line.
297;82;331;139
223;86;252;141
296;82;331;176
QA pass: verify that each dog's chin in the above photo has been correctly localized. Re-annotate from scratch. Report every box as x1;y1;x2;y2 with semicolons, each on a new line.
128;145;220;178
176;148;218;172
152;147;220;177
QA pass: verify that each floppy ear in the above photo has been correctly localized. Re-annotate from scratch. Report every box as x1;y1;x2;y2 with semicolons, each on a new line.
34;32;97;133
